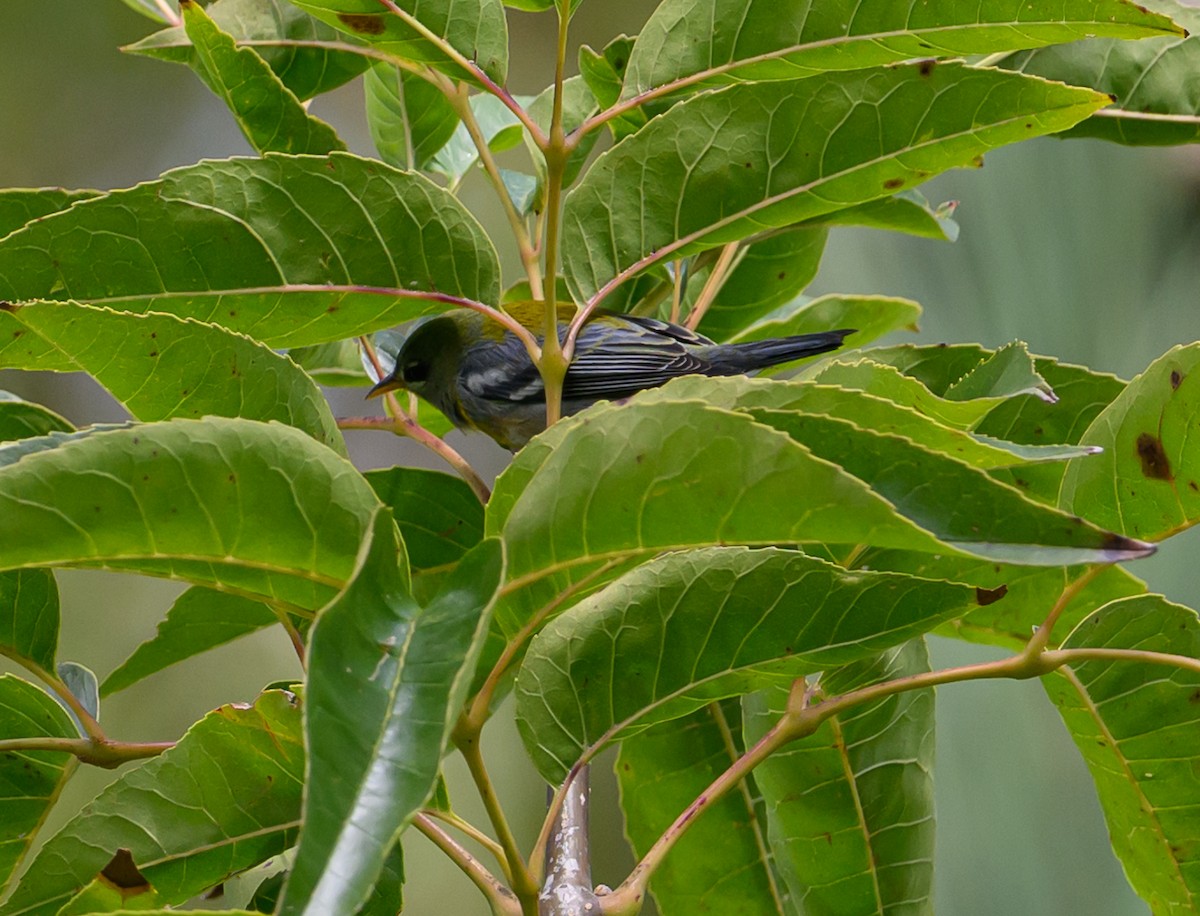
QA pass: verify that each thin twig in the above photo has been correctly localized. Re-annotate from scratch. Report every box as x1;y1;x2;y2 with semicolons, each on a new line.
0;736;174;768
684;242;739;331
413;813;522;915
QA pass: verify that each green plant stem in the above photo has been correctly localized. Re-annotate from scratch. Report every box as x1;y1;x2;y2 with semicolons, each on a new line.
372;0;545;144
270;605;307;667
684;241;739;331
413;812;523;916
534;7;573;429
425;808;511;879
457;733;540;909
1025;564;1106;655
463;559;624;733
0;735;174;768
444;79;545;300
604;636;1200;908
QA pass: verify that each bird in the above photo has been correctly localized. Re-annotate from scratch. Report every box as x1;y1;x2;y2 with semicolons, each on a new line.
367;302;854;451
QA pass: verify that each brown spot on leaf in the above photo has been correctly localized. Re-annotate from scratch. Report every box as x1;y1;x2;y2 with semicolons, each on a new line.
975;584;1008;606
1190;688;1200;704
1170;369;1183;390
884;177;905;190
1136;432;1173;481
1189;480;1198;492
0;301;15;313
917;59;935;76
337;12;386;35
101;849;150;892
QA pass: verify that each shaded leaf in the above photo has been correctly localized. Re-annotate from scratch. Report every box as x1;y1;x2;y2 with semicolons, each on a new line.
55;848;162;914
0;153;501;349
1043;595;1200;913
616;702;790;915
515;547;980;782
0;569;59;674
182;0;346;155
0;301;346;455
0;418;382;612
693;228;828;342
429;93;526;188
726;294;921;350
364;466;484;570
624;0;1180;96
288;338;365;387
364;62;458;171
564;66;1110;307
743;641;935;916
56;662;99;724
281;526;501;915
125;0;369;100
0;689;304;916
0;393;73;442
1059;343;1200;541
578;35;644;139
527;76;599;189
100;587;278;697
287;0;508;85
1001;0;1200;145
0;675;78;890
813;189;960;241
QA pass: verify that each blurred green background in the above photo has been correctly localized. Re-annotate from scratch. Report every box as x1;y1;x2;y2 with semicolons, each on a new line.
1;3;1198;914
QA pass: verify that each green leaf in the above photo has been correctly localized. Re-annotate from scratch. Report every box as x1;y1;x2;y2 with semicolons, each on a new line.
0;675;78;890
125;0;369;100
747;406;1140;565
286;0;508;85
364;467;484;570
181;0;346;156
0;190;98;241
616;703;789;915
1;689;304;916
0;418;382;611
0;301;346;455
288;338;365;387
693;228;828;342
364;62;458;171
743;641;935;916
281;525;502;915
428;93;526;188
527;76;599;189
1043;595;1200;913
944;341;1055;404
0;153;501;349
563;66;1111;307
0;569;59;674
858;550;1145;651
1001;0;1200;145
631;375;1096;471
1059;343;1200;541
725;294;921;350
0;393;73;442
624;0;1181;96
357;843;404;916
515;547;980;782
815;189;960;241
100;587;278;697
578;35;644;139
55;849;162;914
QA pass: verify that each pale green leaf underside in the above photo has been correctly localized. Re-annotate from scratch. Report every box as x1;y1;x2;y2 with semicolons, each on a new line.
0;569;59;674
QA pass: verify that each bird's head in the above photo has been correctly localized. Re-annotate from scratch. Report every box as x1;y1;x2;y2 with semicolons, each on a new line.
366;314;464;408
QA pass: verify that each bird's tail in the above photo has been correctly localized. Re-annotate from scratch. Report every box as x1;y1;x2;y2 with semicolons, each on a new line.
706;329;855;373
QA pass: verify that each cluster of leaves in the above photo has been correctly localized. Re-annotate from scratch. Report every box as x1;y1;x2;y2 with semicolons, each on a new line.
1;0;1199;914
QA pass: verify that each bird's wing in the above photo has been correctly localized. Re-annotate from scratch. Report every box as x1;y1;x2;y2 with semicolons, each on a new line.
460;316;714;405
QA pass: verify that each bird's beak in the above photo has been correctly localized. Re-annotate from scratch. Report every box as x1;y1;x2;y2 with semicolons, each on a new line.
366;376;402;399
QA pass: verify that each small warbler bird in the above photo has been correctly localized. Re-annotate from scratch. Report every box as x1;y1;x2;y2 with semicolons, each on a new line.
368;302;853;450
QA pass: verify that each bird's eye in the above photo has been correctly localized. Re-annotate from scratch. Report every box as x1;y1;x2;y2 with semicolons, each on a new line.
402;360;431;384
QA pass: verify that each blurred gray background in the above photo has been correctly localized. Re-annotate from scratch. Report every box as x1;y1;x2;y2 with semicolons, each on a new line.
2;3;1198;914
